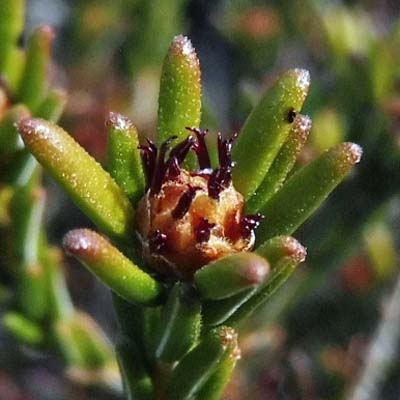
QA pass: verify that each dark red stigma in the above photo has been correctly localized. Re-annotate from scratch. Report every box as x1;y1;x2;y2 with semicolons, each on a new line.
207;132;238;199
140;135;197;194
138;139;157;188
186;127;211;170
172;186;200;219
139;130;264;241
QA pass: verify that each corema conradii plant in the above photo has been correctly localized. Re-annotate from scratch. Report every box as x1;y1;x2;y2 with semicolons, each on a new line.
18;35;362;400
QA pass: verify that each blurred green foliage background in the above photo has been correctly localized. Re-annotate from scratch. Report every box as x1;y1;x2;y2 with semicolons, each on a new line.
0;0;399;399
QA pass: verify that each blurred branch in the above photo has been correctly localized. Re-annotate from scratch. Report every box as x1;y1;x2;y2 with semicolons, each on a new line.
348;272;400;400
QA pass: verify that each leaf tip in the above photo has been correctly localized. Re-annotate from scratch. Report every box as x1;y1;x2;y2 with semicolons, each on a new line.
106;111;134;131
172;34;195;55
38;24;56;42
292;68;311;93
293;114;312;141
281;236;307;263
169;34;200;69
17;117;41;140
62;228;101;259
343;142;363;165
334;142;363;174
219;326;238;349
244;253;270;285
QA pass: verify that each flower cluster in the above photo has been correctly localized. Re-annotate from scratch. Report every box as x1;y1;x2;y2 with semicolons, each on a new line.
136;128;262;279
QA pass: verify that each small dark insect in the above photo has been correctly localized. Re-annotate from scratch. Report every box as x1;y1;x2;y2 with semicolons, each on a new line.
287;108;297;123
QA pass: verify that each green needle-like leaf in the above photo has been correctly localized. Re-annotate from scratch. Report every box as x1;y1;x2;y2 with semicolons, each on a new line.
202;288;256;327
157;35;201;168
195;252;269;300
7;151;38;187
2;47;25;90
12;176;48;322
63;229;162;305
246;114;312;213
0;0;25;76
256;142;363;243
17;25;54;112
0;186;13;226
42;247;74;321
154;283;201;363
256;235;308;268
142;306;162;360
107;112;145;205
112;295;153;375
203;236;306;326
18;118;135;240
117;339;154;400
54;318;87;367
226;254;306;325
3;312;44;345
166;326;238;400
12;185;45;265
0;104;30;155
19;261;48;321
112;294;147;349
36;88;67;122
196;338;240;400
233;69;310;199
66;312;114;368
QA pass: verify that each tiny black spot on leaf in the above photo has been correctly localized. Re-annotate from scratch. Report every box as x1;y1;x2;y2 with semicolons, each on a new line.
287;108;297;123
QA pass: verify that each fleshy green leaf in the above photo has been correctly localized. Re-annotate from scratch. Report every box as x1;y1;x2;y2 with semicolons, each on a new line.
12;185;45;265
12;172;47;321
203;236;306;326
226;241;307;325
0;104;31;156
106;112;145;205
233;69;310;199
0;0;25;76
36;88;67;122
112;294;152;374
154;283;201;363
256;142;362;243
63;229;162;305
54;318;88;367
19;261;48;321
166;326;238;400
3;312;44;345
42;246;74;321
195;252;269;300
0;185;13;226
202;288;256;327
18;118;135;240
65;312;114;368
256;235;308;268
142;306;162;360
6;150;38;187
246;114;312;213
17;25;54;112
117;338;154;400
1;47;25;90
157;35;201;168
196;338;240;400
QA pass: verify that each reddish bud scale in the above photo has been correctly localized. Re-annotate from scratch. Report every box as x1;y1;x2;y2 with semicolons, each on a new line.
137;130;263;279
